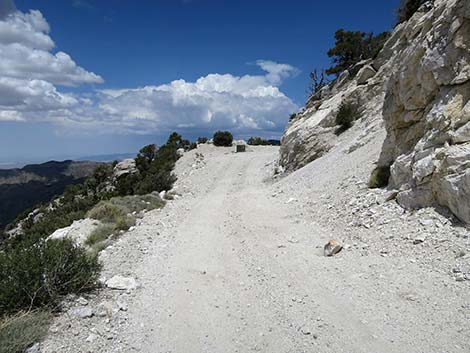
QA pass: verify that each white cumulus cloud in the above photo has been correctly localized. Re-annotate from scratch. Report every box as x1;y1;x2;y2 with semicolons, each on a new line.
0;7;298;136
81;62;298;135
0;10;103;86
0;7;102;121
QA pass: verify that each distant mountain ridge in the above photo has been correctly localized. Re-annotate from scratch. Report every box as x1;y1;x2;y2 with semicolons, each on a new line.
0;160;104;229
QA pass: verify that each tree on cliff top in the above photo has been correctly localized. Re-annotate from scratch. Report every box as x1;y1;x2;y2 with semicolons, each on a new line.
397;0;426;24
326;29;389;77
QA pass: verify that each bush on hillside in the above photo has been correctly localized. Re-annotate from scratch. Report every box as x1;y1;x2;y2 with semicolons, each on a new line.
335;101;361;134
397;0;426;24
247;137;269;146
135;144;157;175
85;223;117;247
108;194;165;213
87;202;135;230
0;310;51;353
84;164;114;192
213;131;233;147
85;194;165;249
167;132;192;151
0;239;101;313
135;170;176;195
197;137;208;144
0;131;185;320
119;133;184;196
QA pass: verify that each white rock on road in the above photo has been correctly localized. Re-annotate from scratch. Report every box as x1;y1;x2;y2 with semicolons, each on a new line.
106;275;140;290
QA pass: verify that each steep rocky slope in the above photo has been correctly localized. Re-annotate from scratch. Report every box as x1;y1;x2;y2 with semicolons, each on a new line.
280;0;470;224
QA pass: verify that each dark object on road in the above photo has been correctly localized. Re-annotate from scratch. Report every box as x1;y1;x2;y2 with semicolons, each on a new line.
236;145;246;153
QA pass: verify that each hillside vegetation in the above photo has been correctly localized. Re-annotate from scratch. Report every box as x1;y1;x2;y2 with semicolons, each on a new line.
0;132;196;351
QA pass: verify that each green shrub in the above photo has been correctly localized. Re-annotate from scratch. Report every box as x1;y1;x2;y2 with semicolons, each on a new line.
197;137;208;144
85;223;117;246
335;101;361;134
247;137;269;146
85;194;164;247
84;164;114;191
135;144;157;174
1;132;182;319
0;310;51;353
213;131;233;147
107;194;165;213
135;169;176;195
368;165;391;188
397;0;425;24
87;202;135;230
0;239;101;313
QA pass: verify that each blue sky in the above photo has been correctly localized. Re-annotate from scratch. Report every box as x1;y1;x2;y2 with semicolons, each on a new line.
0;0;399;165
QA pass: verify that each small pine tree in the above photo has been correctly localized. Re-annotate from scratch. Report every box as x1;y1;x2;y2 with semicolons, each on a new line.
307;69;329;99
326;29;390;77
397;0;426;24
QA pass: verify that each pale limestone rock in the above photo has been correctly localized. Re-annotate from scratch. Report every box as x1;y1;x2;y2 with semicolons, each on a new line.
324;240;342;257
377;0;470;223
25;344;41;353
47;218;100;246
356;65;376;85
106;275;140;290
433;144;470;222
412;154;436;184
279;0;470;224
113;158;137;179
71;307;94;319
451;121;470;143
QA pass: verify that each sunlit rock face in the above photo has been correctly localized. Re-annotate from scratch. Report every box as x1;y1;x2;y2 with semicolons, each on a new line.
379;0;470;223
279;0;470;223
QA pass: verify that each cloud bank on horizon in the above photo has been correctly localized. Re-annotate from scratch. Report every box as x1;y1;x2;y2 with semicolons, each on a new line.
0;5;299;137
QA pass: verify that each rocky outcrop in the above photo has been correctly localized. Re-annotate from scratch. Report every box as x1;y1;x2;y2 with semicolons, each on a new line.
280;0;470;223
113;159;137;179
47;218;101;246
377;0;470;223
279;42;387;172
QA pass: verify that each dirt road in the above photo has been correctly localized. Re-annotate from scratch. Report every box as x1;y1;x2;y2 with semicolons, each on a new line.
43;145;469;353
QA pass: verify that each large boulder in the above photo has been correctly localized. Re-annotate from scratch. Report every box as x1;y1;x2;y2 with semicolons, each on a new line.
356;65;377;85
113;159;137;179
47;218;100;246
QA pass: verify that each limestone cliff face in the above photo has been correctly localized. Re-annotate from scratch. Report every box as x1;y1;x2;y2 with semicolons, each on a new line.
280;0;470;223
379;0;470;223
